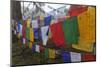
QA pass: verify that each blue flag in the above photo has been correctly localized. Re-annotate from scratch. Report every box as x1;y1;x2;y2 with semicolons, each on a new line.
32;44;35;52
34;28;39;39
44;15;52;26
61;51;71;63
17;21;21;33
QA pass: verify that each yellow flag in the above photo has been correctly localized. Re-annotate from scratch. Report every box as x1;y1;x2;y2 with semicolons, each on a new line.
49;48;55;59
72;38;94;52
77;6;96;44
27;19;30;27
72;7;96;52
29;27;34;48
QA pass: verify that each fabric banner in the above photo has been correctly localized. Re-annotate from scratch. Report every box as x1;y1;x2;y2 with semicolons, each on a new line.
32;44;35;52
22;20;27;38
82;53;96;61
68;5;88;17
19;24;22;36
77;7;96;44
41;26;49;46
27;19;30;27
70;52;81;62
61;51;71;62
31;20;38;28
50;21;65;47
70;17;79;44
35;45;40;53
62;18;72;45
34;28;39;39
17;21;21;33
44;15;52;26
49;48;55;59
62;17;79;45
44;48;49;58
72;39;94;52
26;27;30;40
30;27;34;42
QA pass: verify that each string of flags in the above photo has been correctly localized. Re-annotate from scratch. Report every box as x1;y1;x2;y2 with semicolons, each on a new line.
13;6;96;62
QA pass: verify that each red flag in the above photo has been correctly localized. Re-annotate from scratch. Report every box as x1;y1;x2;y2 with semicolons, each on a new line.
68;5;88;17
82;53;96;61
50;21;65;47
22;20;27;38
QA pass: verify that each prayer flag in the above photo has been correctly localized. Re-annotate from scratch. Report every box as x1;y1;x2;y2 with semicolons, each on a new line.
82;53;96;61
34;28;39;39
49;48;55;59
69;5;88;17
61;51;71;62
50;21;65;47
44;15;52;26
70;52;81;62
44;48;49;58
41;26;49;46
35;45;40;53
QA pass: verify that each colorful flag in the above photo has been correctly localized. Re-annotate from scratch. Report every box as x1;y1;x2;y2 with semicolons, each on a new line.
72;39;94;52
34;28;39;39
35;45;40;53
61;51;71;62
62;18;72;45
17;21;21;33
31;20;38;28
62;16;79;45
68;5;88;17
82;53;96;61
50;21;65;47
32;44;35;52
44;48;49;58
19;24;22;36
77;7;96;44
32;44;36;52
26;27;30;40
30;27;34;48
72;7;96;52
27;19;30;27
44;15;52;26
70;52;81;62
22;20;27;38
49;48;55;59
70;17;79;44
41;26;49;46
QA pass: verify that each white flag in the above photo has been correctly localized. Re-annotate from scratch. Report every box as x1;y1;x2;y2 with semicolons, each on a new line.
35;45;40;53
70;52;81;62
41;26;49;46
32;20;38;28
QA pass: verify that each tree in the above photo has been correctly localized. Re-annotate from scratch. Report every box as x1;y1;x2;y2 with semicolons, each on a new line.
11;0;22;21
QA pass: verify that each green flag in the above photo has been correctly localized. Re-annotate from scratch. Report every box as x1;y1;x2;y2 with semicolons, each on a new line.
44;48;49;58
70;16;79;44
62;16;79;45
62;18;73;45
26;27;30;47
